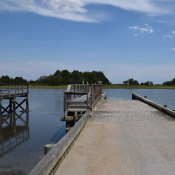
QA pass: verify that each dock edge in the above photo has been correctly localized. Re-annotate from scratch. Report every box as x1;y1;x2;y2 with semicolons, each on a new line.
132;92;175;117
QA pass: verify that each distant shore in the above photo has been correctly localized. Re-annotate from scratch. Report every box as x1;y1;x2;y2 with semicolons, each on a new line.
29;85;175;89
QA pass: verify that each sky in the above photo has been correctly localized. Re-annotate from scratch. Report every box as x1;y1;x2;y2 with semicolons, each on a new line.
0;0;175;84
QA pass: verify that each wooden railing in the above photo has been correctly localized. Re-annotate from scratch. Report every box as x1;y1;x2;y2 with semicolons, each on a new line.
64;84;102;114
0;84;29;99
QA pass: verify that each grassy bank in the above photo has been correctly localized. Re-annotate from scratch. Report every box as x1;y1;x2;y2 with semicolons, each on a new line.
29;85;67;89
28;84;175;89
102;84;175;89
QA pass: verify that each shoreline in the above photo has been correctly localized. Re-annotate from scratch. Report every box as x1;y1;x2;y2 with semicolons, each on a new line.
28;85;175;89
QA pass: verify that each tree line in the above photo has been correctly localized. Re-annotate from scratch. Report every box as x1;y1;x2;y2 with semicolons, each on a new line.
0;70;111;85
162;78;175;86
123;78;153;86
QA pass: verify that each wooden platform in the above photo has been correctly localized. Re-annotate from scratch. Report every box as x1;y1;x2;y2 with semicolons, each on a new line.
0;84;29;100
0;84;29;118
55;99;175;175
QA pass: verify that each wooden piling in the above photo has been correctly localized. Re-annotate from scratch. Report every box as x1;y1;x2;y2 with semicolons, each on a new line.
13;97;16;114
0;100;2;119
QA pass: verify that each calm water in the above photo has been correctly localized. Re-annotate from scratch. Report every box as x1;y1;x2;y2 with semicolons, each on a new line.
0;88;175;174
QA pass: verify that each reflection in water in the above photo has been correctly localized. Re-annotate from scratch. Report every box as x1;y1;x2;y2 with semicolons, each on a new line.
0;110;29;158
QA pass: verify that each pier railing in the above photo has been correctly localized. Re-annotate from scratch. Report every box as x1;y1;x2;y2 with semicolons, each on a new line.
0;84;29;99
64;84;102;114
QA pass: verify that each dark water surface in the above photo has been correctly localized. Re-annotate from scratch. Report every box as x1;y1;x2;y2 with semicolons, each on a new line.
0;88;175;174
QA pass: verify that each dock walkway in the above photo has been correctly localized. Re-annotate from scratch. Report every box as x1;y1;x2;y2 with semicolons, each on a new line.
55;99;175;175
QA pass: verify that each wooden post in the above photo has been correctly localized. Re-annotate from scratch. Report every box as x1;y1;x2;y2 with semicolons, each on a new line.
86;93;88;109
15;85;16;96
22;84;23;94
91;85;93;107
9;98;12;113
13;97;16;114
0;99;2;119
26;95;29;111
74;86;75;98
27;84;29;95
0;123;3;143
64;93;66;115
0;84;2;98
8;84;10;98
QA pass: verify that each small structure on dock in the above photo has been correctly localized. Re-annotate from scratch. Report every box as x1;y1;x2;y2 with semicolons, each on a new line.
0;84;29;121
61;84;102;131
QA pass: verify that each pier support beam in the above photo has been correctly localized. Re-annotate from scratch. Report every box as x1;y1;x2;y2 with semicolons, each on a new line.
9;98;12;113
13;97;16;114
26;96;29;111
0;99;2;119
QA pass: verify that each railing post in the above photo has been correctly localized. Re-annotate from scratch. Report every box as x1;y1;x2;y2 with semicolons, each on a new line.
91;85;93;107
13;96;16;114
86;92;88;109
27;84;29;95
0;99;2;119
15;85;16;96
0;84;2;98
64;93;66;115
22;84;23;94
8;84;10;98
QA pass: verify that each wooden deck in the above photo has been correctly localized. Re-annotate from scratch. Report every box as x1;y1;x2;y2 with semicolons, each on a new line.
0;84;29;99
63;84;102;129
0;84;29;118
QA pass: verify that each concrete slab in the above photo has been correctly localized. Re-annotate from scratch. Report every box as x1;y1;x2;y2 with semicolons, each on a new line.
55;100;175;175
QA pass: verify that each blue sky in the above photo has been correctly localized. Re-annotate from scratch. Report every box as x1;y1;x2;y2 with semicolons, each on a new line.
0;0;175;84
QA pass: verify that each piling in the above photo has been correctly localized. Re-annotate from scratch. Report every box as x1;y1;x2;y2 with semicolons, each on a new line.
164;105;168;108
44;144;55;155
0;100;2;118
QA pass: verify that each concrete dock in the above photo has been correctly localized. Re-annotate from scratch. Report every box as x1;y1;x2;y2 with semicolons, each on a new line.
55;99;175;175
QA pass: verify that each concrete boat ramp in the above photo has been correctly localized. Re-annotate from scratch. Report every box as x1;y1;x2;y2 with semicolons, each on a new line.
28;92;175;175
55;99;175;175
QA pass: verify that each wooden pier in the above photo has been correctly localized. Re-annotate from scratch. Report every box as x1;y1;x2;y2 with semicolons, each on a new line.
28;88;175;175
62;84;102;130
0;84;29;120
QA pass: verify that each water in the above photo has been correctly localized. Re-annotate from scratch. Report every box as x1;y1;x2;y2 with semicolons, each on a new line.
0;88;175;174
105;89;175;110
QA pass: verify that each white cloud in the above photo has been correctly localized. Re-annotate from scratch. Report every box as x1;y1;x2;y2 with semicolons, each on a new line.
172;48;175;51
129;24;154;35
134;34;138;36
0;0;96;22
164;35;173;38
172;31;175;34
129;26;139;30
140;24;154;34
0;0;175;22
85;0;172;16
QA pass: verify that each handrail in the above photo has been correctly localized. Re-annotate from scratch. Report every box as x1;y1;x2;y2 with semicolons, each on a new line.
64;84;102;114
0;84;29;99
